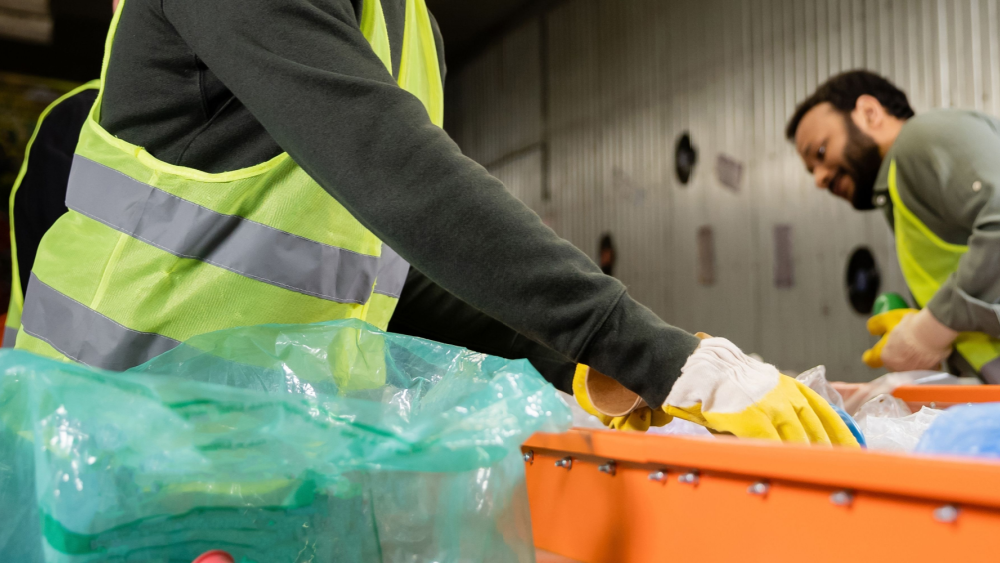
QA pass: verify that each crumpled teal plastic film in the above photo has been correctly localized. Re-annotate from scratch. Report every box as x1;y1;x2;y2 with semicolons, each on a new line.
0;319;571;562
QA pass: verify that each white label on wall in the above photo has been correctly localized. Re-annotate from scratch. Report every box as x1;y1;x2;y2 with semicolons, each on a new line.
715;153;743;192
697;226;715;286
774;224;794;289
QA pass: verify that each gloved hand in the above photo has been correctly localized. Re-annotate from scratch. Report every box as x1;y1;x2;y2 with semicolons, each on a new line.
572;364;670;432
879;308;957;372
662;337;859;445
862;308;918;368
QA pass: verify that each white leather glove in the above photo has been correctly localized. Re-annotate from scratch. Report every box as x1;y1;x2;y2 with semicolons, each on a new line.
663;338;858;445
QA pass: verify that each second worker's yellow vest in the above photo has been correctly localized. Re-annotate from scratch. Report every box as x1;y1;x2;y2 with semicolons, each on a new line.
15;0;444;371
888;159;1000;378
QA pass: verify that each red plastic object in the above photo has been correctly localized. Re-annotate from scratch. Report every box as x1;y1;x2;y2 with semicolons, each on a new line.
192;551;235;563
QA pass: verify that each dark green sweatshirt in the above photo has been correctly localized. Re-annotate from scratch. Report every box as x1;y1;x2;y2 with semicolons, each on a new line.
99;0;700;406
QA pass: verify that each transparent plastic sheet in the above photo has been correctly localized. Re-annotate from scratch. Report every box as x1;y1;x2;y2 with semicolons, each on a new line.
854;393;913;422
916;403;1000;459
555;391;608;430
853;394;943;453
841;371;957;415
860;406;944;453
794;366;865;446
644;417;713;437
795;366;845;410
0;319;571;563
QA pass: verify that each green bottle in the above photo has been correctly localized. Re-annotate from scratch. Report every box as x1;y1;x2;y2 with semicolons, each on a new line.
871;292;909;315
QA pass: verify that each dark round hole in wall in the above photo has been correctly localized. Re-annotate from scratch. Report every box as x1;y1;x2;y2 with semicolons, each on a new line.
598;233;616;277
674;132;697;185
846;247;881;314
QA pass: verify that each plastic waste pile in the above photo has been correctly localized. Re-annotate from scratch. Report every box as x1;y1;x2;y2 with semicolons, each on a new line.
853;395;943;453
916;403;1000;459
840;370;958;414
834;370;1000;459
562;364;1000;460
796;366;946;452
560;365;948;451
0;319;571;563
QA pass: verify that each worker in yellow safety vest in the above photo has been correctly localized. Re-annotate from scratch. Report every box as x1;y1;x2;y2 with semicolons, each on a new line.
13;0;857;445
788;70;1000;383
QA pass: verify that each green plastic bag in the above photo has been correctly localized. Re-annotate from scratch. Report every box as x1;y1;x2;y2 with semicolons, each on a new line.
0;319;571;562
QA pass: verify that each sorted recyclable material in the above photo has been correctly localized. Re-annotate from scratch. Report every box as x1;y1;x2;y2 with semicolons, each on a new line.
854;392;912;422
854;395;943;453
645;417;713;437
796;367;864;446
796;366;945;451
0;319;571;563
916;403;1000;459
796;366;845;410
558;390;611;429
842;371;957;415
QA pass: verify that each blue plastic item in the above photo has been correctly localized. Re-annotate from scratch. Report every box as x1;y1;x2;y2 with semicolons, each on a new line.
915;402;1000;459
0;319;571;562
832;405;867;447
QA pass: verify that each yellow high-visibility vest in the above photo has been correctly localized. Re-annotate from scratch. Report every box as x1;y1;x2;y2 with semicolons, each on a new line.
15;0;444;371
888;159;1000;378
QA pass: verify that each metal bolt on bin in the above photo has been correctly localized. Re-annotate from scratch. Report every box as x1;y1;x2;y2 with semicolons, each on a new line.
523;450;534;464
555;456;573;470
830;490;855;507
597;461;616;476
747;481;770;496
933;504;960;524
648;470;667;482
678;470;699;485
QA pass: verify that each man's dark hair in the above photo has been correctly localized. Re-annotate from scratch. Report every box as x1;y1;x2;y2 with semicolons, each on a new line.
785;70;915;140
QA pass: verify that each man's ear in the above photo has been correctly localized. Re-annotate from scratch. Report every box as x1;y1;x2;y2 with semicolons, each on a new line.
853;94;886;130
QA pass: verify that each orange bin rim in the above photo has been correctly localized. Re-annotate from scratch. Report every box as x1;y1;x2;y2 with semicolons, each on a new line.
524;430;1000;509
891;384;1000;405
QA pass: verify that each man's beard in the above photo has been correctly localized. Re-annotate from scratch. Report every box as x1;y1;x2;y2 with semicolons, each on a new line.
842;117;884;210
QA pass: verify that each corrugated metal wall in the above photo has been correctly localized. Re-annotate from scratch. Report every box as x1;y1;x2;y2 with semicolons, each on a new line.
444;0;1000;381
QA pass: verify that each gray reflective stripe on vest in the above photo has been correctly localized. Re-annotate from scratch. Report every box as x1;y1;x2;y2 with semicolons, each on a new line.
373;245;409;298
20;273;181;371
2;325;18;348
66;155;379;304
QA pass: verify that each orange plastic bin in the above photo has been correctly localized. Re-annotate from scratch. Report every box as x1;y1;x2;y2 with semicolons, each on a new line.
891;384;1000;409
524;385;1000;562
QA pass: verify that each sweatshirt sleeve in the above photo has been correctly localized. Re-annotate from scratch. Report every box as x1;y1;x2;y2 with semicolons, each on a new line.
388;267;578;393
159;0;699;407
895;113;1000;336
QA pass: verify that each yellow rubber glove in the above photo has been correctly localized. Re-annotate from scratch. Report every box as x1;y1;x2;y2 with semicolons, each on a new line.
663;337;859;446
862;308;918;368
572;364;670;432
